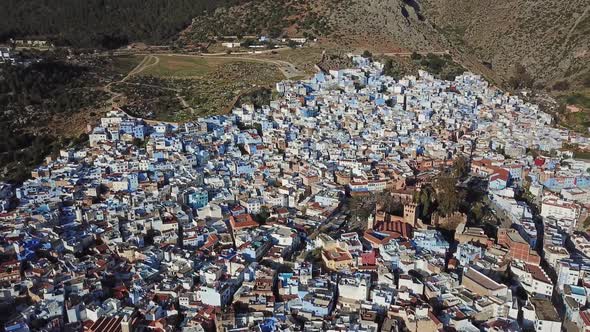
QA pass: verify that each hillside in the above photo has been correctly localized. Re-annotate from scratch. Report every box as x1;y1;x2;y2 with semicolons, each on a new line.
0;0;235;48
184;0;445;51
1;0;589;183
183;0;590;130
1;0;586;86
183;0;504;83
185;0;588;86
422;0;590;87
0;56;111;182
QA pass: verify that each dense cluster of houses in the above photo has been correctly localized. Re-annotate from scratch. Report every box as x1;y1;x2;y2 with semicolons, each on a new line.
2;56;590;331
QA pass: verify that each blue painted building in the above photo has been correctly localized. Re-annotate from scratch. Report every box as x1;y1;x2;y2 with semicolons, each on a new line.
412;230;450;255
186;188;208;210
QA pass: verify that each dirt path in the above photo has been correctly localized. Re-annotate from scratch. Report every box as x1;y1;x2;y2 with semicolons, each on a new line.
133;52;304;80
101;55;166;109
123;55;160;80
99;50;301;120
207;54;301;79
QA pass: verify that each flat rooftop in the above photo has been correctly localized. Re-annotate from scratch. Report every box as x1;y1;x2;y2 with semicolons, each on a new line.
507;230;527;244
463;267;505;291
531;298;560;322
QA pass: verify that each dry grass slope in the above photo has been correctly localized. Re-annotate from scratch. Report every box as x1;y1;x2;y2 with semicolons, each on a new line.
422;0;590;86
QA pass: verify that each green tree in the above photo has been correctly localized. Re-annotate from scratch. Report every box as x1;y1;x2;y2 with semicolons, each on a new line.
349;194;375;220
417;186;434;218
470;201;485;223
435;176;462;216
254;206;270;224
508;64;534;90
382;58;401;78
552;80;570;91
452;155;469;179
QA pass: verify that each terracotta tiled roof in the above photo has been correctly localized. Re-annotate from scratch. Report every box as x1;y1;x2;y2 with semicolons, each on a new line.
229;214;259;230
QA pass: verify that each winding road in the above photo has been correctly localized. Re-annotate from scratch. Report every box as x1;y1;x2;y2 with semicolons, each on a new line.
101;54;195;114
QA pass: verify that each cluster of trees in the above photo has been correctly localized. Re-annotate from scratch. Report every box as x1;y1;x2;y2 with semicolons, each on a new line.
349;156;472;226
187;0;331;43
0;130;60;183
378;53;465;82
298;11;332;37
188;0;298;42
0;0;235;48
344;155;507;232
508;64;534;90
0;61;107;120
0;61;101;183
237;88;272;109
411;177;461;221
412;156;470;220
382;58;402;79
412;53;465;81
552;80;570;91
0;121;87;183
0;61;85;105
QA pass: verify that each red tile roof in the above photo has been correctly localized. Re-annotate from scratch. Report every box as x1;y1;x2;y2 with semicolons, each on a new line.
490;168;510;182
581;310;590;326
374;218;413;238
229;214;259;230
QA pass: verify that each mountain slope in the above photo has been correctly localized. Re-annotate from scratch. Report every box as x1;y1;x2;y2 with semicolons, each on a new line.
0;0;236;48
184;0;446;51
422;0;590;86
184;0;588;88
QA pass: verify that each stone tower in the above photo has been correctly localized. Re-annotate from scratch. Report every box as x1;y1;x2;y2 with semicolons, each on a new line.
403;203;418;226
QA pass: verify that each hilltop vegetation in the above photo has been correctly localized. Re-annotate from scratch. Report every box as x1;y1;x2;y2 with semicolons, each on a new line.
1;0;586;89
0;59;110;182
2;0;584;90
181;0;333;43
0;52;145;183
0;0;235;48
380;52;465;81
183;0;444;52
